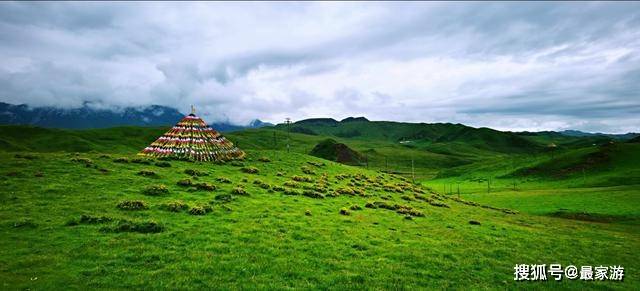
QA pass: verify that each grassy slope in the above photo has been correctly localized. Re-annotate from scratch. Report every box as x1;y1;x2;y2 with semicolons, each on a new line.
0;125;167;153
1;151;638;289
424;142;640;224
277;120;544;153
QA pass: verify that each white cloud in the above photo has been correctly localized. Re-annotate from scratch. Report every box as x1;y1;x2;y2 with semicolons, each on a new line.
0;2;638;132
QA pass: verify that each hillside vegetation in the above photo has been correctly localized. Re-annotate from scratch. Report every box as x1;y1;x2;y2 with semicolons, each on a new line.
1;150;638;289
0;121;639;289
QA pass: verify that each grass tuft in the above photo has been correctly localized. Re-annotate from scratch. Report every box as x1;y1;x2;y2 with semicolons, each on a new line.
241;166;259;174
142;184;169;196
137;169;158;177
116;200;149;210
160;200;189;212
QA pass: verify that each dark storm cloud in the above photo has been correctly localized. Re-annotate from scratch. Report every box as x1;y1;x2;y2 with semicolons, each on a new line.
0;2;638;132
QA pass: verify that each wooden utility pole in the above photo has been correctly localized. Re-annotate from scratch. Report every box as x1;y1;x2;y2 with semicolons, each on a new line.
285;118;291;153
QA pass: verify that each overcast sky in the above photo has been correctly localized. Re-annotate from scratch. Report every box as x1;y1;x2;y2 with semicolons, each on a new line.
1;2;639;133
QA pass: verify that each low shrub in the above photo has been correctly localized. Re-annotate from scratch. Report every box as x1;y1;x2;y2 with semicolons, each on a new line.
396;205;424;217
339;208;351;216
292;175;313;183
116;200;149;210
113;157;129;163
155;161;172;168
177;178;192;186
160;200;189;212
253;179;271;189
143;184;169;196
305;210;312;216
335;187;355;196
428;200;450;208
195;182;216;191
137;169;157;177
384;184;404;193
469;220;481;225
365;202;376;208
189;205;213;216
312;184;328;193
272;185;285;192
284;189;301;196
373;201;397;210
241;166;259;174
283;181;300;188
216;177;232;184
231;187;248;196
110;220;164;233
400;195;413;201
258;157;271;162
300;166;315;175
302;190;324;199
276;172;285;177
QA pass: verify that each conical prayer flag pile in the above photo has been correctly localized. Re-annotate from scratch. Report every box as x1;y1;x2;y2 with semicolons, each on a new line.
139;108;245;162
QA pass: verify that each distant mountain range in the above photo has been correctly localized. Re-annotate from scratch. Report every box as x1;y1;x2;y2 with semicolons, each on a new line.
0;102;636;140
516;129;639;140
0;102;272;132
558;130;639;140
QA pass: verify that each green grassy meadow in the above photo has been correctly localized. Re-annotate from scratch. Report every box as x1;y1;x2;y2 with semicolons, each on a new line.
1;123;639;289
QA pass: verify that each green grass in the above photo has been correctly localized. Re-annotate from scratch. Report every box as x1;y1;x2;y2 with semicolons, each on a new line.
454;186;640;223
1;150;639;289
1;124;639;289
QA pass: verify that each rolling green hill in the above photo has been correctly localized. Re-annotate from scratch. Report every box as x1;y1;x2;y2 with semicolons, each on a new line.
0;123;639;289
1;150;638;289
0;125;167;153
275;119;544;154
309;138;364;165
2;124;638;185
